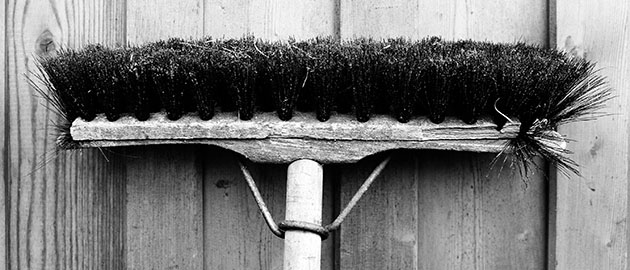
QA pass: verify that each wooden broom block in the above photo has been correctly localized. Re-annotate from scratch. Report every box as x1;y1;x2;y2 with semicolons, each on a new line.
69;111;521;163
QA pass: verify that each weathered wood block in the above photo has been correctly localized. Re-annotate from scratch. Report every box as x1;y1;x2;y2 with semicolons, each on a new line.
69;111;520;163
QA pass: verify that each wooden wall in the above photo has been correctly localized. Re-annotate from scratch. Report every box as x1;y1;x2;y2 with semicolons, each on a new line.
550;0;630;269
4;1;127;270
0;0;627;269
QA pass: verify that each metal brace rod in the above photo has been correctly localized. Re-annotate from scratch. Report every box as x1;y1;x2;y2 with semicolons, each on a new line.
237;155;391;238
238;160;285;238
324;156;391;231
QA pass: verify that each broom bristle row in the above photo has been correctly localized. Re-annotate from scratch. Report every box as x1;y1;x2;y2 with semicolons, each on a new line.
34;36;612;174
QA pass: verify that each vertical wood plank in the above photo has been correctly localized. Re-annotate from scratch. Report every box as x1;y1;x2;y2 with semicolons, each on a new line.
341;0;547;43
551;1;629;269
203;148;335;270
204;0;250;39
339;153;418;269
1;0;7;268
5;1;126;269
204;0;337;40
339;154;547;270
340;0;421;39
419;0;547;44
416;152;546;270
203;150;286;270
125;146;203;270
338;2;548;269
56;150;126;270
127;0;203;42
125;1;205;269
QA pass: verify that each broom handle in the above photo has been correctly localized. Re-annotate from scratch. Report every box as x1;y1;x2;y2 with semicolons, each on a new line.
284;159;323;270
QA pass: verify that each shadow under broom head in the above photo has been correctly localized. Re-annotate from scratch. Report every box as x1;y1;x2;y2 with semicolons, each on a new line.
32;36;612;174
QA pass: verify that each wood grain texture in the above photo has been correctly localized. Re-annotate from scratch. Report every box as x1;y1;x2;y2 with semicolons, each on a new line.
127;0;203;43
75;138;512;164
341;0;547;44
205;0;337;40
124;1;205;269
125;146;204;270
339;152;548;270
202;148;335;270
416;152;547;270
69;112;521;163
284;159;324;270
417;0;548;44
53;150;126;270
551;1;630;269
1;0;7;268
341;0;421;39
203;150;285;270
53;0;127;48
5;1;126;269
339;153;418;269
71;112;520;142
338;1;548;269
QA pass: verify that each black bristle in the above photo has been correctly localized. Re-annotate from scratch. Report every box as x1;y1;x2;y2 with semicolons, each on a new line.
217;46;257;120
292;40;315;113
206;44;237;113
381;38;421;123
183;50;215;120
65;49;99;121
83;45;126;121
416;38;452;124
125;45;162;121
148;49;186;120
248;38;276;112
39;51;79;121
345;38;382;122
304;37;345;122
450;41;497;124
266;40;308;121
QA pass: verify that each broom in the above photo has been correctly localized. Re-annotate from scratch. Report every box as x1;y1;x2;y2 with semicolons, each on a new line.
31;36;610;270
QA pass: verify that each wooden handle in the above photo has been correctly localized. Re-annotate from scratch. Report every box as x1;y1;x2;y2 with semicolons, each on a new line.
284;159;324;270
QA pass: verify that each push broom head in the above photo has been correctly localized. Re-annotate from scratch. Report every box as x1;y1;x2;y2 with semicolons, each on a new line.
31;36;611;175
